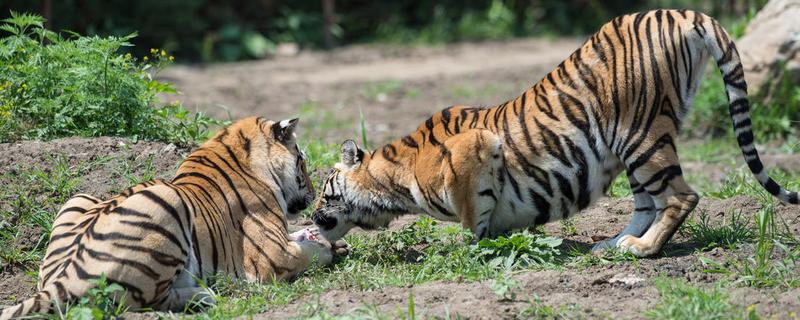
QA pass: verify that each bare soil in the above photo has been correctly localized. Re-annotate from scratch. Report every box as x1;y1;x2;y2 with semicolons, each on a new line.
257;196;800;319
2;38;800;318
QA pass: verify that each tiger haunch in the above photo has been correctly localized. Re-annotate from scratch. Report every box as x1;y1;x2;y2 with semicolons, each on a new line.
311;9;798;258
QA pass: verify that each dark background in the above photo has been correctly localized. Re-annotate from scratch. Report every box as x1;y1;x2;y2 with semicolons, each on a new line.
0;0;766;62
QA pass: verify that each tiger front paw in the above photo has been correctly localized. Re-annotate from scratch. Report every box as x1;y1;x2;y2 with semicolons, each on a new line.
331;239;350;257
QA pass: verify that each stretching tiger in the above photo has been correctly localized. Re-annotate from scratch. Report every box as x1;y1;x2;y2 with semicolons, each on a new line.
311;9;800;257
0;117;339;319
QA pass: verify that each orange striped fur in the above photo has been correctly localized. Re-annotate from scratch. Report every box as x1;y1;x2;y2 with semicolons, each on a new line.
312;10;798;257
1;117;334;319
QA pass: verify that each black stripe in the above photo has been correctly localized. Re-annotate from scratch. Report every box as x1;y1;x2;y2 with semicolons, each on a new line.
478;189;497;202
119;220;187;256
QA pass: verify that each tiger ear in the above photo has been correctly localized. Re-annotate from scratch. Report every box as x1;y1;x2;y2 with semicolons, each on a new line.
271;118;299;145
339;139;363;168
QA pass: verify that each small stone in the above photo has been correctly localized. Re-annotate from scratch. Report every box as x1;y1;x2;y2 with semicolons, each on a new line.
608;273;645;288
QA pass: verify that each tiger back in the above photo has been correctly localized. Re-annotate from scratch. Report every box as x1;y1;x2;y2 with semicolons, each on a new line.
0;117;334;319
311;9;799;257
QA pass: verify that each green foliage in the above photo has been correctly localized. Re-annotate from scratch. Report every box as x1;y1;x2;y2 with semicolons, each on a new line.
490;275;518;301
474;230;562;268
700;205;800;288
0;156;91;267
645;278;750;319
607;173;632;198
4;1;765;61
63;274;128;320
0;12;225;145
681;209;753;250
685;63;800;141
358;107;370;151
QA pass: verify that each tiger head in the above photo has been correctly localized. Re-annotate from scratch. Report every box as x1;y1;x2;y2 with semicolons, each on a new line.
229;117;314;219
311;140;407;241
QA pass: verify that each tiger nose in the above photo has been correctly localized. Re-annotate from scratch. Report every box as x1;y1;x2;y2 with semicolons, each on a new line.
311;209;338;230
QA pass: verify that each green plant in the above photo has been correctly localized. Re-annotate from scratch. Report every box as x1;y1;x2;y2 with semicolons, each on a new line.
607;173;632;198
681;209;753;250
518;295;561;319
559;218;578;236
645;278;750;319
685;62;800;140
473;230;562;268
490;275;518;301
117;154;156;186
456;0;515;41
359;107;370;151
700;205;800;288
62;274;128;320
0;12;226;145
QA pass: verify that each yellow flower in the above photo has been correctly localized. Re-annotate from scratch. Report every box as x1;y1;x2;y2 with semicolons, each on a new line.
143;56;149;61
160;50;166;57
169;56;174;62
125;53;132;59
150;48;158;54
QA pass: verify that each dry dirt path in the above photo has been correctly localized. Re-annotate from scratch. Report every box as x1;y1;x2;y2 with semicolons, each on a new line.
160;38;583;143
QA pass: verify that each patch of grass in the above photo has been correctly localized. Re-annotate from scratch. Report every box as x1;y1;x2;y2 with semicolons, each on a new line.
362;80;402;102
116;154;157;186
677;139;740;163
680;209;753;251
686;62;800;141
303;140;340;173
607;173;631;198
566;246;639;269
703;168;800;200
176;217;566;319
559;217;578;236
518;296;581;320
0;156;100;267
0;12;226;145
449;83;501;100
700;205;800;288
645;277;752;319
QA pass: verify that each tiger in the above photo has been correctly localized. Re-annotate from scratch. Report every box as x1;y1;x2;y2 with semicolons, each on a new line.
0;117;340;319
310;9;800;257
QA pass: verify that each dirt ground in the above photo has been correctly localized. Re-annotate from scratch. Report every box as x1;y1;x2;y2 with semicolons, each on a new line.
159;38;583;144
2;38;800;318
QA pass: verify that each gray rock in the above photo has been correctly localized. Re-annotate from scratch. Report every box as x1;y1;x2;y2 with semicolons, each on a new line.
737;0;800;94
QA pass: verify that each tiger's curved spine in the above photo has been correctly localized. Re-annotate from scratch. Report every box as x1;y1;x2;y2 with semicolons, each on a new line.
312;10;798;258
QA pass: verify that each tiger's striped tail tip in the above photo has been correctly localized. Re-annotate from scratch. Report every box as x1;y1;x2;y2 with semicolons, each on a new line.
788;192;799;205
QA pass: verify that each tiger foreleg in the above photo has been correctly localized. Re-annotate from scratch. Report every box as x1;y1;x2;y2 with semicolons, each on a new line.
442;129;503;240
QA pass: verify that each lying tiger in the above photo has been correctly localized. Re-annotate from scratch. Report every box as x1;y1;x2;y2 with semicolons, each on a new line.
1;117;340;319
311;9;799;257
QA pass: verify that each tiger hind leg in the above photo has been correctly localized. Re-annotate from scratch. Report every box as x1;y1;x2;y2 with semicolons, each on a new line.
592;174;657;252
617;147;699;257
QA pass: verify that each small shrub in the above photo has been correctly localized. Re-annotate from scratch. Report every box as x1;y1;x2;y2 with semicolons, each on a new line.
474;230;562;268
0;12;225;145
63;274;128;320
